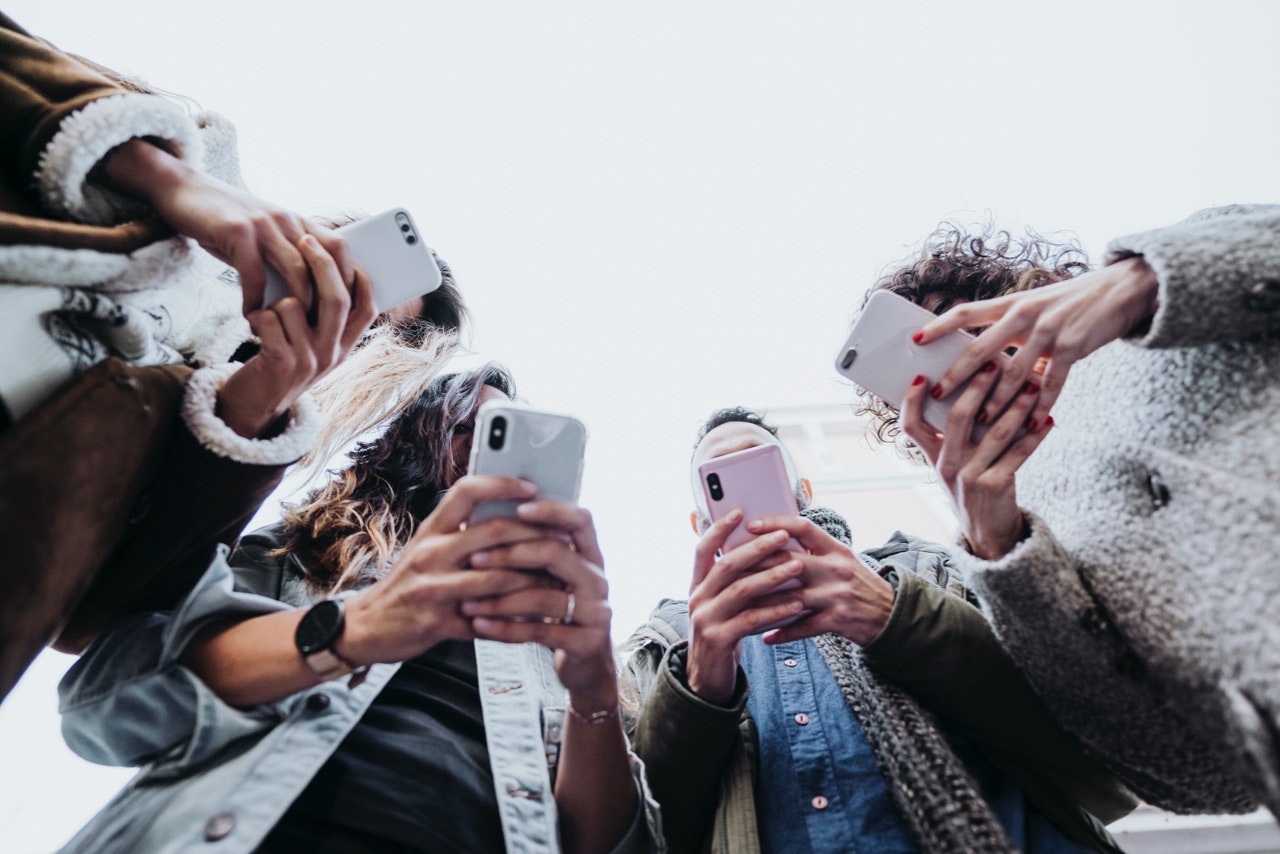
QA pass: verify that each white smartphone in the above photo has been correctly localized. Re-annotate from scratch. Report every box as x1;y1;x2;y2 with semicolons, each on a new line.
834;290;1011;437
467;402;588;525
261;208;443;314
698;443;807;631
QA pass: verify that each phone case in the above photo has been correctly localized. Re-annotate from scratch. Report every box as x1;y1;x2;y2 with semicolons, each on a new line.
699;444;802;552
834;290;1009;437
467;402;588;524
262;208;443;313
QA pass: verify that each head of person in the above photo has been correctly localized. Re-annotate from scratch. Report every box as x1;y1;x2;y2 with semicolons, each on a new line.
279;361;515;593
851;221;1089;453
689;406;813;535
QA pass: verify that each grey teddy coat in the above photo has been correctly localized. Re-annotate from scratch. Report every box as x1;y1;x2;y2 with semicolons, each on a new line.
955;204;1280;816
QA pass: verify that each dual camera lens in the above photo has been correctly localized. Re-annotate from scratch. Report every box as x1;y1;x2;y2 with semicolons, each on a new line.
706;472;724;501
488;416;507;451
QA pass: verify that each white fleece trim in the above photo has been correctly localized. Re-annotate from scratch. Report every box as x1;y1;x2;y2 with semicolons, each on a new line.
36;93;204;225
182;363;321;466
0;236;193;290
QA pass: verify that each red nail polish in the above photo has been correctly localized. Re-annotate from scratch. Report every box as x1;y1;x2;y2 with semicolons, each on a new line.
982;361;997;373
930;384;944;399
911;375;926;387
1045;415;1055;428
1023;381;1040;395
911;331;924;344
976;410;989;425
1025;418;1038;432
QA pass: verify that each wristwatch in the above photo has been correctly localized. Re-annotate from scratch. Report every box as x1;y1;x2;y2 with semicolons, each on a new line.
295;598;358;680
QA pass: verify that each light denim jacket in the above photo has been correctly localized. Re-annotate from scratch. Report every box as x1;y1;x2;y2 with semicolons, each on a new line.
58;543;662;853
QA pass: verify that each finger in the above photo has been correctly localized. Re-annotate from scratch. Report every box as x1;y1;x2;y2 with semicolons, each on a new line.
305;223;355;285
691;510;741;591
299;235;351;369
437;567;551;601
916;296;1010;343
422;476;538;534
236;253;269;315
461;588;589;624
470;616;590;652
713;598;807;643
1031;358;1070;426
990;414;1054;475
898;374;942;463
339;270;377;356
472;539;604;597
246;308;287;354
938;359;1000;457
516;501;605;567
744;517;840;556
261;218;313;311
966;376;1041;471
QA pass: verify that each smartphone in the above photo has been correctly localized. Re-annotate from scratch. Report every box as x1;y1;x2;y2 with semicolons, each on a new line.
698;443;807;630
261;208;443;313
834;290;1011;438
467;402;588;525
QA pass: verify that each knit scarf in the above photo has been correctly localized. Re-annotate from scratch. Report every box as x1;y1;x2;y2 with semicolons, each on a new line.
801;506;1016;854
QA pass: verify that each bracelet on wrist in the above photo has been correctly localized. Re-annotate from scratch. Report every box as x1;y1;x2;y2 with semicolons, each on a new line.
566;704;619;726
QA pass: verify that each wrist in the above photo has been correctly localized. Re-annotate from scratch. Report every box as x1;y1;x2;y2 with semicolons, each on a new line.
567;684;619;717
216;365;292;439
685;647;738;706
845;573;896;646
332;592;378;668
1111;256;1161;334
97;137;191;205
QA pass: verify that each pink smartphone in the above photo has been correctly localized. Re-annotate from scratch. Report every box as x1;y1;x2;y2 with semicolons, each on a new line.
698;444;802;552
834;290;1012;439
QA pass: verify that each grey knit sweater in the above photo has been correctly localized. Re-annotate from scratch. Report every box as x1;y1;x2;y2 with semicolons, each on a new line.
958;205;1280;815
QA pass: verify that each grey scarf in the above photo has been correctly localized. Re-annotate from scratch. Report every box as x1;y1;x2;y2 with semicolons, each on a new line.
801;506;1016;854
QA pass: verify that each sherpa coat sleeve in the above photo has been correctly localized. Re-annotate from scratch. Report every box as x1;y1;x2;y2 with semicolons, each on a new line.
1107;204;1280;349
0;11;202;228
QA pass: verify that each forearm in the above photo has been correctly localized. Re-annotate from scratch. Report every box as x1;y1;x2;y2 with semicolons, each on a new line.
180;609;322;708
96;137;192;207
555;688;638;854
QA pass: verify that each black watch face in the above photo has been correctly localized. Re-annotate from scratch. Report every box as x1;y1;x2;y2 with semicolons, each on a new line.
296;599;343;655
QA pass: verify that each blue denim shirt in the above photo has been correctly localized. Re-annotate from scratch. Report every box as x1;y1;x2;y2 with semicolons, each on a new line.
741;635;1091;854
57;547;662;854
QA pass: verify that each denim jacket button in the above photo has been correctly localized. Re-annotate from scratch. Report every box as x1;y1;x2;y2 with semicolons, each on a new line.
305;692;331;712
204;812;236;841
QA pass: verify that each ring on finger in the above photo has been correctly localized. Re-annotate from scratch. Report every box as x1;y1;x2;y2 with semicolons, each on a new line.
563;592;576;626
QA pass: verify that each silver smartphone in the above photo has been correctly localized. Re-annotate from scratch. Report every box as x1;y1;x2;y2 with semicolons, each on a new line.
835;290;1011;438
261;208;442;313
466;402;588;525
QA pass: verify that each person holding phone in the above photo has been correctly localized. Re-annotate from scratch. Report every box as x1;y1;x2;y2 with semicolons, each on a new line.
850;206;1280;818
0;11;467;702
619;407;1133;854
58;363;660;854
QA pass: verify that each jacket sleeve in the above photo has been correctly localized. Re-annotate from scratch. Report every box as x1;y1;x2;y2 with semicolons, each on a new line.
57;548;290;769
861;563;1138;833
1107;204;1280;348
623;639;748;854
957;512;1256;814
0;11;202;223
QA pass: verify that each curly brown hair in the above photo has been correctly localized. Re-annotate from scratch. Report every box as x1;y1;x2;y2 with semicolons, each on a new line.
852;222;1090;453
276;363;516;594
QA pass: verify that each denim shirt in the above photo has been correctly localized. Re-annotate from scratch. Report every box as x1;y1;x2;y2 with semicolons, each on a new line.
57;547;661;853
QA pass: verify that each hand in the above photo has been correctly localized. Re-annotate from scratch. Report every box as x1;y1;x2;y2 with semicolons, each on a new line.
460;501;619;709
216;234;376;438
913;256;1159;427
336;476;551;666
739;516;895;647
98;139;356;313
684;510;807;704
899;358;1054;560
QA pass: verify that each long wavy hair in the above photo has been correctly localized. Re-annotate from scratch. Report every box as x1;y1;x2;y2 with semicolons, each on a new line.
851;221;1090;455
277;362;517;594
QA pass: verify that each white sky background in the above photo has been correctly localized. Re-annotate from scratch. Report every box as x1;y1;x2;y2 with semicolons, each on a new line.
3;1;1280;849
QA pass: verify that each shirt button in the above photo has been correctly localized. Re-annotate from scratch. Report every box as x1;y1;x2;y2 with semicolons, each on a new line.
783;659;798;668
794;712;810;725
305;692;331;712
811;795;829;810
204;812;236;841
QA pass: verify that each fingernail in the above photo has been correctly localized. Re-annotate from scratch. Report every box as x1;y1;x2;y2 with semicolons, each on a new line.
746;519;763;532
471;551;491;567
520;481;538;495
911;375;926;387
982;361;997;373
515;503;535;517
1025;417;1038;432
976;409;990;425
930;383;944;399
1045;415;1055;428
460;600;480;615
911;331;924;344
1023;381;1040;396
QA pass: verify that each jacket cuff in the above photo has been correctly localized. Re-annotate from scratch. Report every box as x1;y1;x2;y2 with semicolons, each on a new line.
35;92;204;224
660;642;748;717
182;363;320;466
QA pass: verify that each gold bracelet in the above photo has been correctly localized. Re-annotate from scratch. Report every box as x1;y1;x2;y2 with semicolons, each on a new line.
567;704;619;725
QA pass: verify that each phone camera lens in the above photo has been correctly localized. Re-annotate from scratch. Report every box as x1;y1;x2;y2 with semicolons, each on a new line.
489;417;507;451
707;473;724;501
405;235;417;245
400;224;411;232
840;349;857;370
